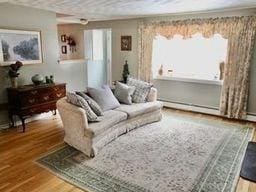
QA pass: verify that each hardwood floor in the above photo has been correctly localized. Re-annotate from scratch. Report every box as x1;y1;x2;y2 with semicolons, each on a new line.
0;110;256;192
0;115;84;192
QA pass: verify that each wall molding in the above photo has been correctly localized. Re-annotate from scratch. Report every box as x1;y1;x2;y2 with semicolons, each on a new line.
0;111;58;130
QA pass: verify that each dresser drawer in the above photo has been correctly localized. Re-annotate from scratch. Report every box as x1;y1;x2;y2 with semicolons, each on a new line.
39;93;55;103
20;89;40;97
54;91;66;99
20;103;56;116
21;97;39;107
52;85;66;92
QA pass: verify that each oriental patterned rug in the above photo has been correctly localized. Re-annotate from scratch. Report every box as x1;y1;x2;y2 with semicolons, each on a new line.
37;111;254;192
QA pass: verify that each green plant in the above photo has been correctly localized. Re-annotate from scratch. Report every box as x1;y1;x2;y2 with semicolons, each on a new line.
122;60;130;83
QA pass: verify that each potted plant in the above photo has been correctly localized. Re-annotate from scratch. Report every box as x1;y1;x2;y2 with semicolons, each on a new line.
122;60;130;83
8;61;23;88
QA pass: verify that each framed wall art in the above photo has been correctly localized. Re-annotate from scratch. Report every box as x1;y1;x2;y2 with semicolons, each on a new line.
121;36;132;51
0;29;43;66
61;34;66;42
61;45;67;54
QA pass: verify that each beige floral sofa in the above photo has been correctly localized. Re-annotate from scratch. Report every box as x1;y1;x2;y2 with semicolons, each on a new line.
57;88;163;157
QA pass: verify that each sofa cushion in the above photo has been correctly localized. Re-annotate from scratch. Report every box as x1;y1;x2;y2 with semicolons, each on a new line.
114;81;135;105
87;85;120;111
76;91;103;116
66;92;100;122
86;110;127;137
114;101;163;118
127;77;152;103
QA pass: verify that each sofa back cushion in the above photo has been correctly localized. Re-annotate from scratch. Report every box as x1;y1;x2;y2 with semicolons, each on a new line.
66;92;100;122
114;82;135;105
87;85;120;111
76;91;103;116
127;77;152;103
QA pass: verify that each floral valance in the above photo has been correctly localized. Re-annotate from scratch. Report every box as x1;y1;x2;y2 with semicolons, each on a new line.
139;16;256;39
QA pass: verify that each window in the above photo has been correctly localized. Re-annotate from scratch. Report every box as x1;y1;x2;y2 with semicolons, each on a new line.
152;33;228;82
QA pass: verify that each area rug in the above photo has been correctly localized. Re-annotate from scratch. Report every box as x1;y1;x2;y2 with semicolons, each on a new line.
37;112;254;192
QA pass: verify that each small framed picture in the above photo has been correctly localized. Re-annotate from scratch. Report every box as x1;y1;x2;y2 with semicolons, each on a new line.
61;34;66;42
121;36;132;51
61;45;67;54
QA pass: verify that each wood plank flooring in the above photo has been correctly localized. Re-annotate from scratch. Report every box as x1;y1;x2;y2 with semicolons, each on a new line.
0;109;256;192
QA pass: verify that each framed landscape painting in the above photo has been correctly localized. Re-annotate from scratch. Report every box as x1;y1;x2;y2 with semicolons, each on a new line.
0;29;42;66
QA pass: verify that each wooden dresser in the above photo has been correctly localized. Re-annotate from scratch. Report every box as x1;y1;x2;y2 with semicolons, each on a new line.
7;83;66;132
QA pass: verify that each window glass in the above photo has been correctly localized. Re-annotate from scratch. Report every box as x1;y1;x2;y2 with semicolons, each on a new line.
152;33;228;81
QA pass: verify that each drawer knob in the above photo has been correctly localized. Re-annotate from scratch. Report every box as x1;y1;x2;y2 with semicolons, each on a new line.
43;96;49;100
30;109;36;113
31;90;38;95
56;93;62;98
29;99;35;103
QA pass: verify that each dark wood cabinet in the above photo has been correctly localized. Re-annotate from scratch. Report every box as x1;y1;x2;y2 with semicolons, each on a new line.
7;83;66;132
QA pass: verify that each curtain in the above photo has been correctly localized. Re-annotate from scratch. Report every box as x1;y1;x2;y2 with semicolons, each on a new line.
138;16;256;119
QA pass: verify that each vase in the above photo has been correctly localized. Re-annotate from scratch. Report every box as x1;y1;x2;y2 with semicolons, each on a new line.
31;74;44;85
158;65;163;76
10;77;18;88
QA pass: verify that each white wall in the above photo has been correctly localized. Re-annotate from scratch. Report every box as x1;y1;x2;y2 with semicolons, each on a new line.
60;19;140;81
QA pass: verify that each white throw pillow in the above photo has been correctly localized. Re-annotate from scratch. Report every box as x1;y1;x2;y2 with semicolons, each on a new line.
87;85;120;111
114;81;135;105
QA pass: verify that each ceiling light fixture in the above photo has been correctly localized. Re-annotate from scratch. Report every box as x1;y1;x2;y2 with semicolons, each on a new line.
80;19;88;25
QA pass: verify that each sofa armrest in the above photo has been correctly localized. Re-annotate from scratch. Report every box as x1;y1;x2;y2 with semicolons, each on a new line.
147;87;157;102
57;98;89;136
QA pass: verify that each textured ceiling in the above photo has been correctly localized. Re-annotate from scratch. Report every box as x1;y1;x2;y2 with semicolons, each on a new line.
3;0;256;21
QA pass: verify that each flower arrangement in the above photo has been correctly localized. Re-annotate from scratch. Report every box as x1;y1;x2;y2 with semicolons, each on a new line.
8;61;23;78
8;61;23;88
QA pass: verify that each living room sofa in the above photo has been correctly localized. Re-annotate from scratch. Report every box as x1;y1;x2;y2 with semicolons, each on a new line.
57;87;163;157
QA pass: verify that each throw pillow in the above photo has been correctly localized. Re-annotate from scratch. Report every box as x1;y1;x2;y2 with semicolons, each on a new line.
127;77;152;103
76;91;103;116
66;92;100;122
114;81;135;105
87;85;120;111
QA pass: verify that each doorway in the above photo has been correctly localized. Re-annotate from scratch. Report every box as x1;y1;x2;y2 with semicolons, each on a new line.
84;29;112;88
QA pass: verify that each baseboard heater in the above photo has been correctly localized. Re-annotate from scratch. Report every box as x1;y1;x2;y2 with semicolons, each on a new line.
159;99;256;122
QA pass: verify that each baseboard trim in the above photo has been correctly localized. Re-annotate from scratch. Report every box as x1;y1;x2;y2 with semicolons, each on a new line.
0;111;58;130
162;101;256;122
246;115;256;122
162;101;219;115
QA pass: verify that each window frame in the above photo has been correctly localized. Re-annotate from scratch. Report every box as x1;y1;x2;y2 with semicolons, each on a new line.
154;75;223;85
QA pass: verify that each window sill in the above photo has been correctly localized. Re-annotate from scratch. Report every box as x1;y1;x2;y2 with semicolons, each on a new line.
154;76;223;85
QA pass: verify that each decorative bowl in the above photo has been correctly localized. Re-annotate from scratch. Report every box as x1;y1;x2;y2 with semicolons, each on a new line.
31;74;44;85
